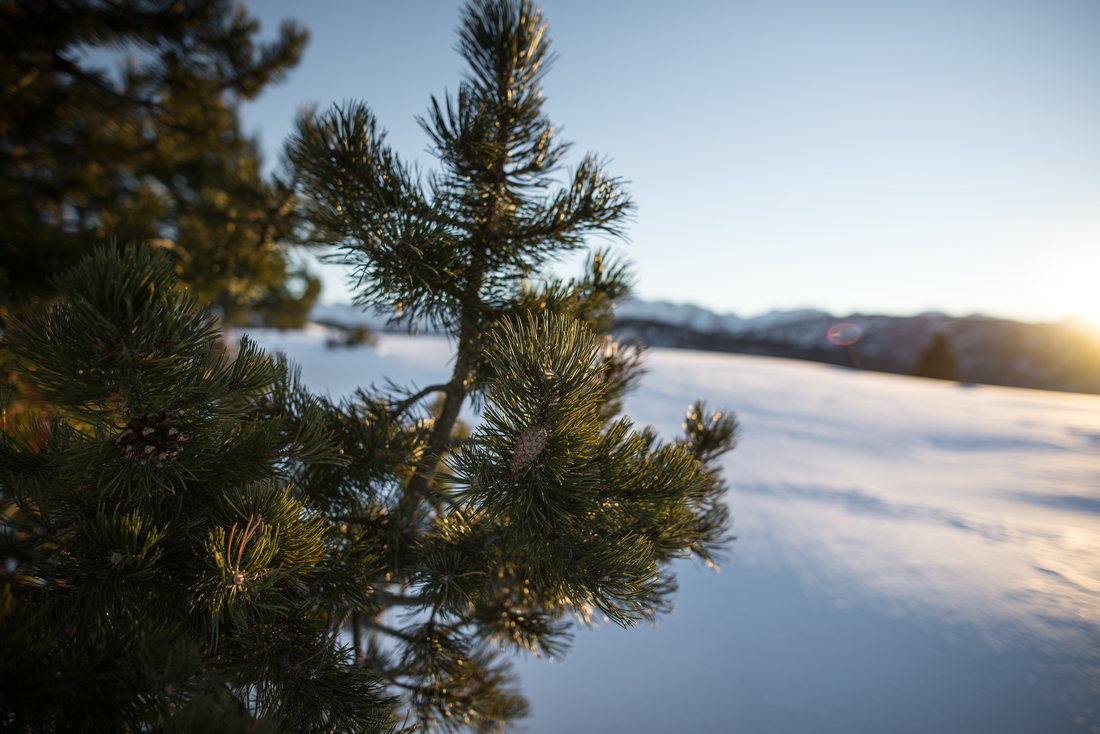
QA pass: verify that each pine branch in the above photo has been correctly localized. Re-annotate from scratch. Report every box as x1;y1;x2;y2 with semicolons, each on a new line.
388;384;451;419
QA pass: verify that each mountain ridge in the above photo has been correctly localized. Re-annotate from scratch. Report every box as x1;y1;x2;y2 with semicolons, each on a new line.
307;299;1100;395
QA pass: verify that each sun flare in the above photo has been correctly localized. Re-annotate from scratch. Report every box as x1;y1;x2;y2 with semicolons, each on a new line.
1042;254;1100;325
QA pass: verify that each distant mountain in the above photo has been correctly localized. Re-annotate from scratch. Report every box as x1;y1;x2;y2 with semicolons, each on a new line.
611;298;1100;395
306;299;1100;395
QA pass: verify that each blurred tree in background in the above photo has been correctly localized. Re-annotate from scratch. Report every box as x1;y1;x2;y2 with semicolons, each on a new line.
912;333;961;382
0;0;318;328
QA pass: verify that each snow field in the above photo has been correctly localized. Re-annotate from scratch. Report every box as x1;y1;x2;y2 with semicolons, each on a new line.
246;328;1100;733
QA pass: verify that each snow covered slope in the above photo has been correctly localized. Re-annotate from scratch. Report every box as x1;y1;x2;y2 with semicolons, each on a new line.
247;328;1100;733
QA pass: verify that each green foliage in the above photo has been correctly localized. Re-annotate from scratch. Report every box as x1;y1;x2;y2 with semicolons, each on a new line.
284;0;736;729
1;1;737;732
0;0;317;327
1;246;395;732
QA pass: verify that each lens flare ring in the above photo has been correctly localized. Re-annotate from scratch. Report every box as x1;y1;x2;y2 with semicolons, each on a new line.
826;322;862;346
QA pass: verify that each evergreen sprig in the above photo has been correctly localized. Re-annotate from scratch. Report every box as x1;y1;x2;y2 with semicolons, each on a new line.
285;1;736;728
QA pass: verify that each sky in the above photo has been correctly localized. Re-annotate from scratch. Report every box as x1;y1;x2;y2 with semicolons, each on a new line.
236;0;1100;324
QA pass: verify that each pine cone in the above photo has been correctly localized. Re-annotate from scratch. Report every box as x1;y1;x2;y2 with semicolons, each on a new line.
508;425;547;474
115;410;183;466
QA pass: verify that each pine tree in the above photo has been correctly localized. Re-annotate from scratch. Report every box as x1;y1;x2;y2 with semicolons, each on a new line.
286;0;736;727
0;1;737;731
912;333;961;382
0;0;317;328
1;246;396;732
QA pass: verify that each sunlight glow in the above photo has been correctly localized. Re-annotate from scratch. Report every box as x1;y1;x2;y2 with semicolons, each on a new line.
1040;253;1100;326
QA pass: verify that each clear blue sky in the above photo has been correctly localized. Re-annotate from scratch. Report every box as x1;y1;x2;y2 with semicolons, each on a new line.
238;0;1100;323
